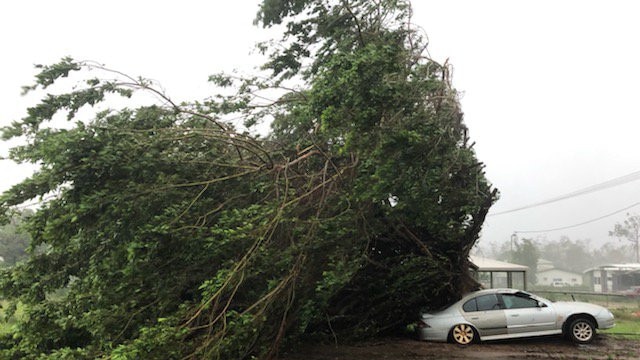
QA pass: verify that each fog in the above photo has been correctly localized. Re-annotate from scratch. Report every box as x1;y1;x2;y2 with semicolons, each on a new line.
412;1;640;260
2;1;640;265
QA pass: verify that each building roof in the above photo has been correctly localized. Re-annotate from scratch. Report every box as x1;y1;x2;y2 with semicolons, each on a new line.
470;255;529;272
583;263;640;274
537;258;555;272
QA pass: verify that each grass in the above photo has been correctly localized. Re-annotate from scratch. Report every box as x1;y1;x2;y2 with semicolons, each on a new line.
601;308;640;339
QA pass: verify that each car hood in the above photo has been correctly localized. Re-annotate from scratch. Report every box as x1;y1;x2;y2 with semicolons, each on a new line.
552;301;607;316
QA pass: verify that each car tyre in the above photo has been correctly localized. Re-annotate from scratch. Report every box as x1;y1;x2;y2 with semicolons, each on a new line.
450;324;476;345
568;317;595;344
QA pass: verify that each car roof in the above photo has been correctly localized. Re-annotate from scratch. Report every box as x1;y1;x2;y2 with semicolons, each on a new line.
423;289;533;313
460;288;529;301
469;288;520;295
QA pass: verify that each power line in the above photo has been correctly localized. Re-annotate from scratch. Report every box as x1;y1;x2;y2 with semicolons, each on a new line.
514;201;640;234
489;169;640;216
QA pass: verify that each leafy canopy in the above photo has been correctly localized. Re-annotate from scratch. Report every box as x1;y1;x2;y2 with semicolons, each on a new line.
0;1;496;359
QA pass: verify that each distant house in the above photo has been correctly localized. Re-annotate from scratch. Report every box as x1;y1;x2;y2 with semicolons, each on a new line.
470;255;529;290
535;258;583;287
537;268;583;287
584;263;640;293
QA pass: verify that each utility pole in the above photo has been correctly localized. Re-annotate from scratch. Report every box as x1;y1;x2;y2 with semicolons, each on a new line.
510;232;517;262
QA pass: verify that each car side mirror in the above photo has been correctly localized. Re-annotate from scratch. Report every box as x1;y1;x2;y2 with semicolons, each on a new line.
537;301;547;308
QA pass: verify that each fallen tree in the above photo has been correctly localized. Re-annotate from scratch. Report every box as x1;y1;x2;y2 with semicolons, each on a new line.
0;1;497;359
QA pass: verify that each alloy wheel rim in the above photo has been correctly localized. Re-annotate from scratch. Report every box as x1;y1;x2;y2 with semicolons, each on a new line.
453;324;474;344
573;322;593;341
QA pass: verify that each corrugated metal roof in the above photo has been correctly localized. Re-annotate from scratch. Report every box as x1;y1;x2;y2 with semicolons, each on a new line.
583;263;640;273
470;255;529;271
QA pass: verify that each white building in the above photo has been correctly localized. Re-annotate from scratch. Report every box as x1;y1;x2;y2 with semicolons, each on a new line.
537;268;583;287
535;258;583;287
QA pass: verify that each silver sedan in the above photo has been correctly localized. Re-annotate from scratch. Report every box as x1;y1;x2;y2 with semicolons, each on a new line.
417;288;615;345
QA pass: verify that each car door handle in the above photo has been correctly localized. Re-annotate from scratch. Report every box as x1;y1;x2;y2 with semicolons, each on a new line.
510;314;519;317
470;317;479;320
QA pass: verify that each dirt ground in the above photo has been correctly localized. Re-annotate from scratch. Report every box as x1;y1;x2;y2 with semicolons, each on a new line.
279;335;640;359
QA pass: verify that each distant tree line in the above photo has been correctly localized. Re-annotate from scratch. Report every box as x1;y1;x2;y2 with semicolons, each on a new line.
609;213;640;263
484;235;637;278
0;210;31;267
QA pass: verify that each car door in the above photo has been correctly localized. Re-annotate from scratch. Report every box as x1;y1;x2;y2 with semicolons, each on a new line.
501;292;556;334
531;299;557;332
461;294;507;336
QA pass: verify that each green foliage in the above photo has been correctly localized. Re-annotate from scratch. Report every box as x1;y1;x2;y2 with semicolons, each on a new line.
0;1;496;359
510;238;539;285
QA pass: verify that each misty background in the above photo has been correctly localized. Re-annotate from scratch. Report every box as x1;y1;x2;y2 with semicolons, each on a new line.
2;0;640;272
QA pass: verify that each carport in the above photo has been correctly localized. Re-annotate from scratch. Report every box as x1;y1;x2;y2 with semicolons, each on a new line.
469;255;529;290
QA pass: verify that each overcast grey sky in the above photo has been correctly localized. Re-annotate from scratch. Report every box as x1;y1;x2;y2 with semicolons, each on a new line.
413;1;640;250
2;1;639;252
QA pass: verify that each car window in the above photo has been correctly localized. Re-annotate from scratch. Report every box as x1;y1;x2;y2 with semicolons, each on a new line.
462;298;477;312
475;294;502;311
501;293;538;309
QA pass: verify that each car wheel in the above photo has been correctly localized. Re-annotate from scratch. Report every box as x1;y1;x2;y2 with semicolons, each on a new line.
451;324;476;345
568;317;595;344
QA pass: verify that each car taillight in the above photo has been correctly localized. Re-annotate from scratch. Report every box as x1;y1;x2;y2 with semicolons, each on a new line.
416;320;430;328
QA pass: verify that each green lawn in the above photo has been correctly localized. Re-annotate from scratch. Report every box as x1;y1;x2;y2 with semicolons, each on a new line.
601;308;640;339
